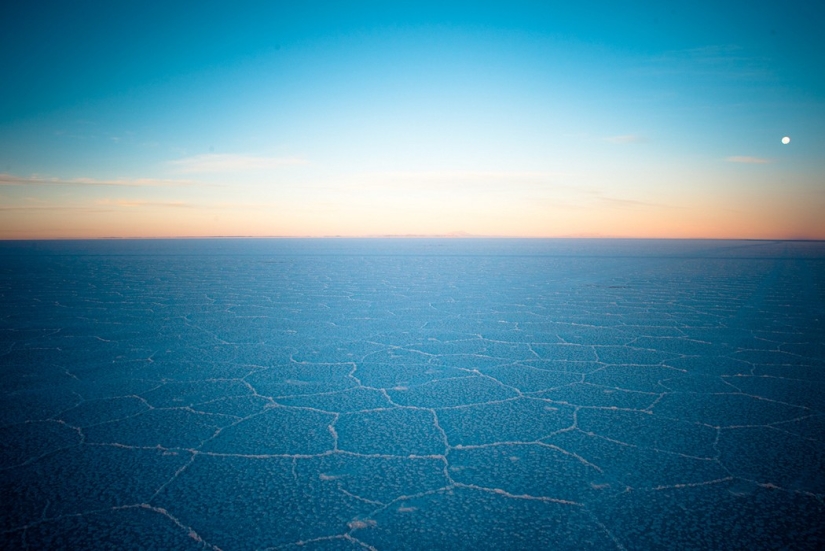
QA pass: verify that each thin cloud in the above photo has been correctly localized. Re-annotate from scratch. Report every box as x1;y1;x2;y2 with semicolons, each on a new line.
726;156;771;164
0;205;101;211
169;154;308;173
373;170;558;181
595;196;677;209
640;45;771;80
1;200;194;211
345;170;569;192
95;199;193;208
604;134;647;144
0;173;202;187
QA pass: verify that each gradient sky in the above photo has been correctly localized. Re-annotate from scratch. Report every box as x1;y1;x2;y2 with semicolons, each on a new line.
1;0;823;239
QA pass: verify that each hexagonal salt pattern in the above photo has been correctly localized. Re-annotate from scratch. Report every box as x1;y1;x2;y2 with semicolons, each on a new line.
2;238;823;549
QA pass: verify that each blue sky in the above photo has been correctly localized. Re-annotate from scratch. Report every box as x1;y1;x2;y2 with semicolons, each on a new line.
1;0;823;238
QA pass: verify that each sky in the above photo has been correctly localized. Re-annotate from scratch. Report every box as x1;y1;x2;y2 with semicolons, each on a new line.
1;0;824;239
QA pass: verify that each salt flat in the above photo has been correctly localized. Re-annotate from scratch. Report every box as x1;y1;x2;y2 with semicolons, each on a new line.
1;238;823;549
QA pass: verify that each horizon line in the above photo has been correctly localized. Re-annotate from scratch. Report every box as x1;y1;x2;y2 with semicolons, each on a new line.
1;235;823;242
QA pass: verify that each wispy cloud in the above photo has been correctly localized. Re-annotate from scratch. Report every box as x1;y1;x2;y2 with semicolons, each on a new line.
725;156;771;164
0;173;202;187
604;134;647;144
641;45;771;80
169;154;308;173
94;199;193;208
344;170;568;192
595;196;677;209
0;199;194;211
0;205;104;211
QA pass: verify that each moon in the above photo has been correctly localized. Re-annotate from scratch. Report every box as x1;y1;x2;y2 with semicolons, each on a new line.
782;136;791;144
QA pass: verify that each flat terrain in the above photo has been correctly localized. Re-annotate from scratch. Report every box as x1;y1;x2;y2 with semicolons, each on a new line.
2;239;824;549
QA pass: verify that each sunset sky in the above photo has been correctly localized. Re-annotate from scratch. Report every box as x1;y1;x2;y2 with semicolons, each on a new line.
1;1;823;239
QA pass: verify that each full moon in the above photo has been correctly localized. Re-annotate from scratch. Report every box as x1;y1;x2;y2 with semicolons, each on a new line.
782;136;791;144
